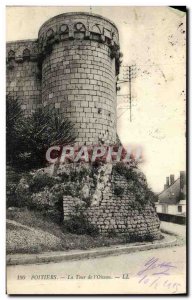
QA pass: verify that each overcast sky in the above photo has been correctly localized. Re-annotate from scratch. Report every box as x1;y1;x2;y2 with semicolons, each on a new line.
6;6;186;192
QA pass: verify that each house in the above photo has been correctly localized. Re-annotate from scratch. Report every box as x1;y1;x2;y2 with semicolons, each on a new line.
155;171;186;216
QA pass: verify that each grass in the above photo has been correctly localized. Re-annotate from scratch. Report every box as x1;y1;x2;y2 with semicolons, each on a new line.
6;208;128;254
7;208;162;255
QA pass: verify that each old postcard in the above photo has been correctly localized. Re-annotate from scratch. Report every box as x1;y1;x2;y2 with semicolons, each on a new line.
6;6;187;295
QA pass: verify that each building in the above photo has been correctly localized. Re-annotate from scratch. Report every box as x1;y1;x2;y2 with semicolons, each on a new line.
156;171;186;216
6;12;161;237
6;12;121;146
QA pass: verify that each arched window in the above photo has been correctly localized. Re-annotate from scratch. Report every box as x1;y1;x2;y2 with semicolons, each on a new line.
60;24;69;33
46;28;54;39
74;22;86;32
8;50;15;60
23;48;30;60
91;24;101;34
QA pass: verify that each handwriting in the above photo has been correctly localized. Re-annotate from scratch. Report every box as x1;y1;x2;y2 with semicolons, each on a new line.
137;257;176;276
136;257;181;294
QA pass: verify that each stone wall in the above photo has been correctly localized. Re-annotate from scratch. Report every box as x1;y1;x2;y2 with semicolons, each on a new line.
86;168;160;237
63;196;84;220
41;39;116;145
6;40;41;116
62;163;160;238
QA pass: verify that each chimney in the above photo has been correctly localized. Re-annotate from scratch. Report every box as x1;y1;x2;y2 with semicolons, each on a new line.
170;174;175;185
164;177;170;190
180;171;186;191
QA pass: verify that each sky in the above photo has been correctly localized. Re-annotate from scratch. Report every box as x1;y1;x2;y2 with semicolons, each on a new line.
6;6;186;192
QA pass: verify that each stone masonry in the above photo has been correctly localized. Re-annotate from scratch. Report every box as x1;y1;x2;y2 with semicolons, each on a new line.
6;12;121;145
60;163;160;238
6;39;41;116
7;12;160;238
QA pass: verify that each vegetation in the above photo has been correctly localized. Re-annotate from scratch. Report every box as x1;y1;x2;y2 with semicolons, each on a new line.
63;206;99;237
113;162;157;205
7;208;160;254
6;96;23;165
124;231;159;243
6;98;159;249
6;95;76;170
29;173;60;193
7;208;128;254
113;186;124;196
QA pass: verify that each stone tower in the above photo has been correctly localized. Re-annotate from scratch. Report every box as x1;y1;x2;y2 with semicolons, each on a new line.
6;12;161;238
7;12;122;145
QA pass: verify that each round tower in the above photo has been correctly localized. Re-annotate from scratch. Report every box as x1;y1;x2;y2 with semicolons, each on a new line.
38;12;121;145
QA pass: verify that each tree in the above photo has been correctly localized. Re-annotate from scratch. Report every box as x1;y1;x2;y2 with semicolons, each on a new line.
6;96;77;170
17;108;77;169
6;95;24;164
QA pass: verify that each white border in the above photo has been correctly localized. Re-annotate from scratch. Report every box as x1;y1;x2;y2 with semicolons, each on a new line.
1;1;190;299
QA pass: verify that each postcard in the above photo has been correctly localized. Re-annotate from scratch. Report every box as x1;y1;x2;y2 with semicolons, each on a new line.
6;6;187;295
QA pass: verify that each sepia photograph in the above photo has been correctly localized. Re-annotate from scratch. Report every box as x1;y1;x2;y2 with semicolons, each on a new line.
6;5;187;295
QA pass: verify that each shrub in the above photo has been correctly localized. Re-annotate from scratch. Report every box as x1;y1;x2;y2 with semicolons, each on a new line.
15;108;76;170
6;96;26;165
6;96;77;170
48;191;64;222
6;166;25;207
63;209;99;237
113;162;138;181
113;163;157;205
29;173;60;193
6;183;18;207
29;184;64;215
143;232;156;242
10;172;64;216
114;186;124;196
30;188;52;209
107;229;117;238
145;187;158;203
124;231;156;243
